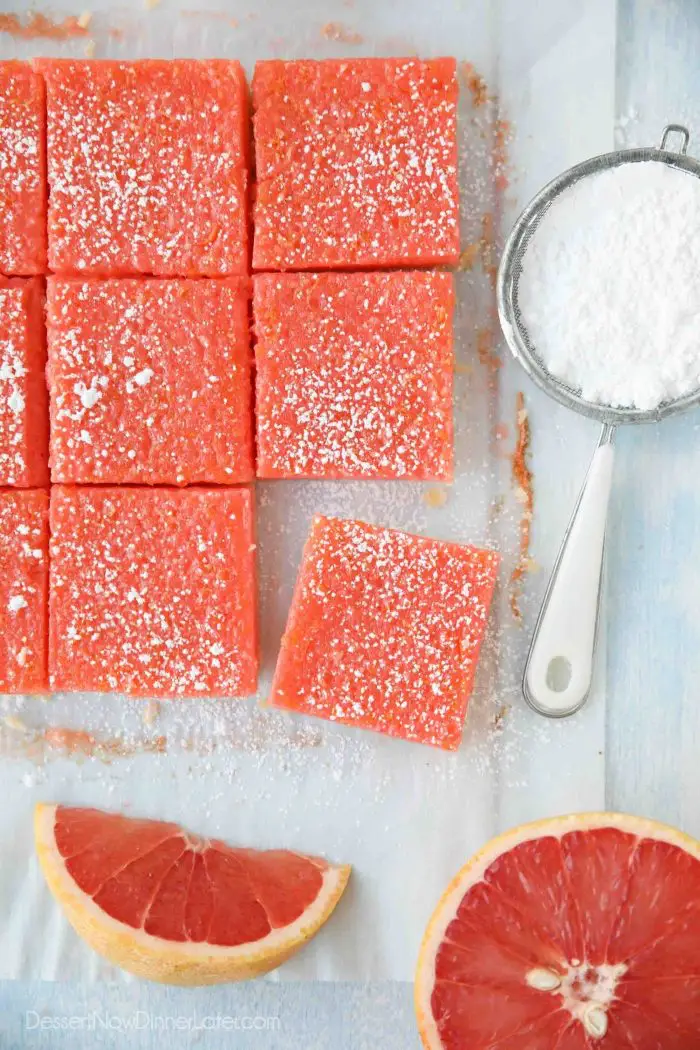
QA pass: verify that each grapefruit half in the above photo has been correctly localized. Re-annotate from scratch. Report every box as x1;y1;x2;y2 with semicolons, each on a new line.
415;812;700;1048
35;803;350;985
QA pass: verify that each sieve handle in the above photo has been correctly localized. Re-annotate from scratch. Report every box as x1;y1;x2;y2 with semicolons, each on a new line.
523;425;615;717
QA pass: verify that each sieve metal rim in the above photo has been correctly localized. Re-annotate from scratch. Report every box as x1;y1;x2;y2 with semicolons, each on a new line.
496;125;700;425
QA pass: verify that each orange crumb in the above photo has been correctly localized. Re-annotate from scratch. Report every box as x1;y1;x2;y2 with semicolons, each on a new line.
142;700;161;726
510;391;534;621
494;118;512;192
423;486;448;509
42;726;167;759
320;21;363;43
0;12;89;39
3;714;27;732
457;242;480;271
480;212;498;289
494;423;510;441
459;61;489;107
476;327;502;373
43;728;97;755
493;704;510;730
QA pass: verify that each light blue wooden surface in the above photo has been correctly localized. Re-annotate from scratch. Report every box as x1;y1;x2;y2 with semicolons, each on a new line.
3;0;699;1045
607;0;700;838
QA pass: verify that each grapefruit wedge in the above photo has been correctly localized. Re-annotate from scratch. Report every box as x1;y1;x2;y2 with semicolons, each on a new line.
415;812;700;1048
35;803;350;985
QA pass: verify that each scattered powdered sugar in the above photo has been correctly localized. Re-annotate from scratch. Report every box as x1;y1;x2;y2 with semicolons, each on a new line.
518;161;700;410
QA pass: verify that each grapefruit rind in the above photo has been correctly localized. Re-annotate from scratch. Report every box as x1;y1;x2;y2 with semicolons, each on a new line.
414;811;700;1049
35;803;351;986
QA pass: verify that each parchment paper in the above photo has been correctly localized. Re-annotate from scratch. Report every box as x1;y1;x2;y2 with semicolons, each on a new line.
0;0;616;981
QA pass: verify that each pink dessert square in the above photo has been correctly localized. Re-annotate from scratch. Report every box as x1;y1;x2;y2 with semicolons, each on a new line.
0;277;48;487
252;57;459;271
49;486;258;698
39;60;249;276
254;271;454;479
0;488;49;694
47;278;254;485
269;516;499;750
0;62;46;275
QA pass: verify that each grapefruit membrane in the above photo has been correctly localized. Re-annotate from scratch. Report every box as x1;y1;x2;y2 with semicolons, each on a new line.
35;804;350;985
415;812;700;1048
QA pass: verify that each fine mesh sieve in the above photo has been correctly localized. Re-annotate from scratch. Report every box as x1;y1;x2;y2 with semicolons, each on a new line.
497;124;700;719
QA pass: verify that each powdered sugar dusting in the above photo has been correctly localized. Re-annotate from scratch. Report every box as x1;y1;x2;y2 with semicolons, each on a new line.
49;486;257;697
0;279;48;487
40;59;248;276
269;516;499;750
0;490;49;693
255;271;454;479
0;62;46;274
47;278;253;484
252;58;459;269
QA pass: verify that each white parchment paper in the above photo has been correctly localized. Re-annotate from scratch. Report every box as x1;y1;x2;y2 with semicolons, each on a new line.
0;0;616;982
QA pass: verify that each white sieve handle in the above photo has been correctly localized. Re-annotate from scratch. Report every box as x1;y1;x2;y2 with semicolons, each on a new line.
524;425;615;717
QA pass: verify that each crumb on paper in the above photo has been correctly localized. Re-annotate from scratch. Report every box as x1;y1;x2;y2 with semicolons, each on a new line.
457;242;480;271
320;21;363;44
144;0;161;9
2;714;27;732
510;391;534;622
0;12;90;38
493;118;513;192
84;39;95;57
142;699;160;726
489;494;506;523
480;212;498;289
494;423;510;441
493;704;510;731
459;61;489;107
476;327;501;374
77;10;92;29
457;213;498;288
423;486;448;509
454;360;472;376
41;727;167;761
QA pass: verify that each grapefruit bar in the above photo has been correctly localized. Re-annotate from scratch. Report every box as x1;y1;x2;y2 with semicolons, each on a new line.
39;60;249;276
269;516;499;749
0;489;49;694
252;58;459;271
0;278;48;487
0;62;46;275
47;278;253;485
49;486;257;698
255;271;454;480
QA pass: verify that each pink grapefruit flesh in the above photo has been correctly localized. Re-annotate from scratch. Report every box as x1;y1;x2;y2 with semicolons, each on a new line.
415;812;700;1048
35;803;350;985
